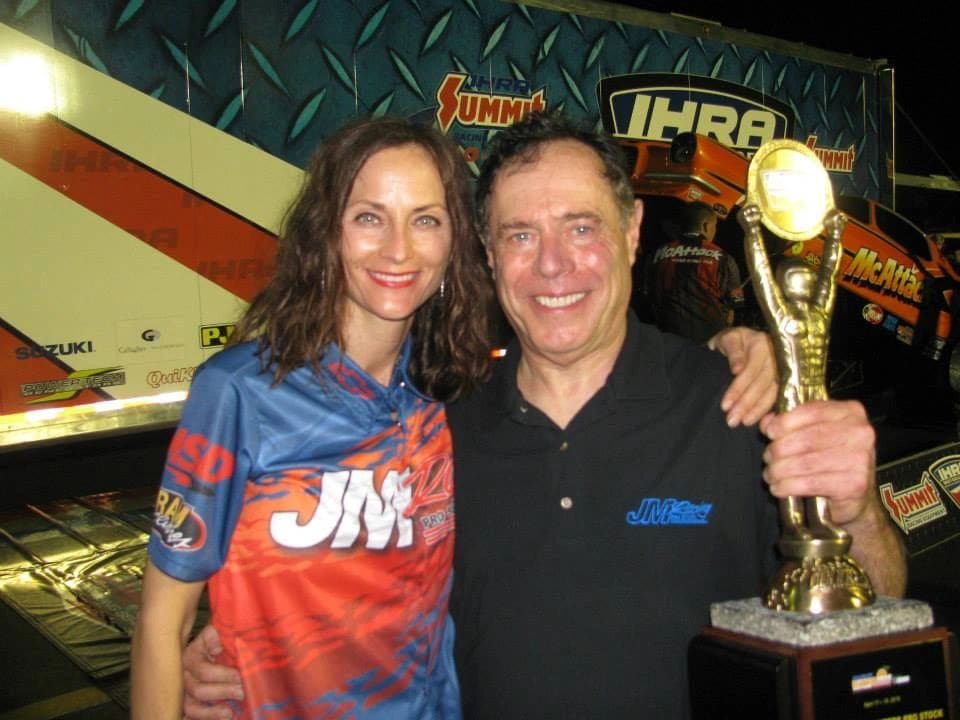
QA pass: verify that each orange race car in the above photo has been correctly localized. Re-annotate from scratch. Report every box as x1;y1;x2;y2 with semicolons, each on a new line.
620;132;960;395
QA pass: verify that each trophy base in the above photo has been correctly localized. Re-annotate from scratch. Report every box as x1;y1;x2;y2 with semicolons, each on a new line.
765;554;876;613
689;598;957;720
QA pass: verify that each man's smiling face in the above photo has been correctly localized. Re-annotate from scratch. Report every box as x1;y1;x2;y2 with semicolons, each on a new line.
485;139;643;368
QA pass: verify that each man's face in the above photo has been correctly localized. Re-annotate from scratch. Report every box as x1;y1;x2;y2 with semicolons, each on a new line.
702;213;718;243
485;140;643;368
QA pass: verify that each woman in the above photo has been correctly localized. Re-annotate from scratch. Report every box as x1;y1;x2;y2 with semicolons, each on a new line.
131;117;491;720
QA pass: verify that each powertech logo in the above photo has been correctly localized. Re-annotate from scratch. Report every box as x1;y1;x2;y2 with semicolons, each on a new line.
436;72;546;133
879;475;946;533
21;368;125;403
844;249;923;304
597;73;793;153
925;455;960;509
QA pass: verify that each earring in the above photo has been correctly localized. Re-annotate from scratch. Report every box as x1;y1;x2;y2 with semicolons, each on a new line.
439;278;446;299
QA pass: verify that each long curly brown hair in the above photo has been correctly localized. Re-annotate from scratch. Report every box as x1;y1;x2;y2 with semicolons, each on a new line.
232;117;492;400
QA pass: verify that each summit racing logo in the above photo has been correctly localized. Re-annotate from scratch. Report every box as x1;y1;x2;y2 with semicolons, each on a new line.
879;475;946;533
153;488;207;551
626;497;712;526
597;73;793;153
805;135;856;173
270;454;453;550
924;455;960;509
843;249;923;304
436;72;546;133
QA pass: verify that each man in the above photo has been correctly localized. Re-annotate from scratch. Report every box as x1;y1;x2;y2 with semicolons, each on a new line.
449;113;903;718
178;113;905;718
646;201;744;342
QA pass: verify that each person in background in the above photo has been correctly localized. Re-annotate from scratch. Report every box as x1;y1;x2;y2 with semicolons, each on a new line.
131;117;491;720
646;200;745;342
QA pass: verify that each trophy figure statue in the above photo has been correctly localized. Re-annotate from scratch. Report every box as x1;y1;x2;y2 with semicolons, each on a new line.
738;140;875;613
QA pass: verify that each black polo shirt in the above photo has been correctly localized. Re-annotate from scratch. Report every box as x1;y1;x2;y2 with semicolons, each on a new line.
449;313;778;719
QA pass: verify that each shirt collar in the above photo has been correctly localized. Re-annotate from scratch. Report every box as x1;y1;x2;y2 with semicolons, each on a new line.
321;335;431;402
487;311;672;420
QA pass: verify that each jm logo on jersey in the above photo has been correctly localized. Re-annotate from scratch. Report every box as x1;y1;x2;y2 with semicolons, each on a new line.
626;497;713;526
597;73;793;153
271;455;453;551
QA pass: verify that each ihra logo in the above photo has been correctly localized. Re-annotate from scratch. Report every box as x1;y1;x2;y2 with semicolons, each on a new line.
436;72;546;133
597;74;793;153
925;454;960;509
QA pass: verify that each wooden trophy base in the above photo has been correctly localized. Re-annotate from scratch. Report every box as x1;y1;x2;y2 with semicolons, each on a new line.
689;601;957;719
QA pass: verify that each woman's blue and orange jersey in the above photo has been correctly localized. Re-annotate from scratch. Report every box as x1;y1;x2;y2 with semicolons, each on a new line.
148;339;460;719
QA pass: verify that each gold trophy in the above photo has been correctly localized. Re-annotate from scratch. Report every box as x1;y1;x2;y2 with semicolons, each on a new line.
738;139;874;613
689;141;952;720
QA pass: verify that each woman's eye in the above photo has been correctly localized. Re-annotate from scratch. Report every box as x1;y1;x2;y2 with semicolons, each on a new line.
355;212;379;225
415;215;440;227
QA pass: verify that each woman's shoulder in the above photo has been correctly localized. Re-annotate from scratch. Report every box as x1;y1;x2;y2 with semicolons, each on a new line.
193;341;267;388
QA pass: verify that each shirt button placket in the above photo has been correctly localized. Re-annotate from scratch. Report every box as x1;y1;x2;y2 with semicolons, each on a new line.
558;439;572;510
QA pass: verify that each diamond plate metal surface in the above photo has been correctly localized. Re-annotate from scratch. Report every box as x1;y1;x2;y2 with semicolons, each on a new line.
0;0;880;195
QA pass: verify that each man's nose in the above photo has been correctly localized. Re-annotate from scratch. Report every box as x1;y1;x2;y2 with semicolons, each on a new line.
535;231;574;277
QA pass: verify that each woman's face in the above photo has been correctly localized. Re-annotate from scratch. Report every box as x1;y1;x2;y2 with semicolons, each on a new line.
340;144;452;340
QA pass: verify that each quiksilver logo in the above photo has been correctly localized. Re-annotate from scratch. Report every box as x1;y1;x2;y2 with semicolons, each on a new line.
626;497;712;526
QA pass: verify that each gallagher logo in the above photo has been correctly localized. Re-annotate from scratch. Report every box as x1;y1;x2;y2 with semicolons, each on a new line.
436;72;546;133
597;73;793;153
925;454;960;509
879;475;946;533
153;488;206;551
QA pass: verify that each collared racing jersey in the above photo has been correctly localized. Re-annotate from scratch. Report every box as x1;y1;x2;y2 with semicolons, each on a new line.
149;340;459;719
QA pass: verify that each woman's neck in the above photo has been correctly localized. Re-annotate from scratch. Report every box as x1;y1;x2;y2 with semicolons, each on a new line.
341;319;412;386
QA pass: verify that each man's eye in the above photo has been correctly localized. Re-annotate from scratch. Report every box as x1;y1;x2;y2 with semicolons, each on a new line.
510;232;531;244
572;224;593;236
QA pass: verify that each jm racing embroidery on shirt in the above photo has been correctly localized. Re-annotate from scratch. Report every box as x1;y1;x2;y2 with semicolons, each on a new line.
626;497;713;526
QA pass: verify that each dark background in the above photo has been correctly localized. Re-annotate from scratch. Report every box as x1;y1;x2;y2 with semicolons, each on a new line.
619;1;958;178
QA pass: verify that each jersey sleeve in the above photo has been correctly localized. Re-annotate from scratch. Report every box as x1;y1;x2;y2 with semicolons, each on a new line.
148;360;258;582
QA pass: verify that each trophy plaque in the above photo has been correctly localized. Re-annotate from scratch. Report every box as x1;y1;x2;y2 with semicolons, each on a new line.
688;140;957;719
